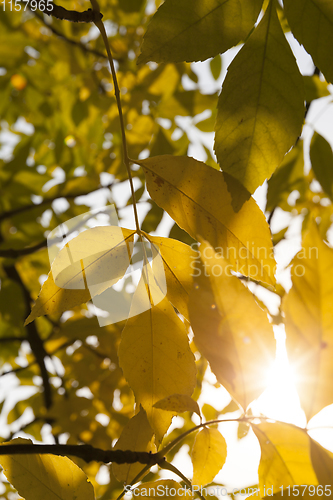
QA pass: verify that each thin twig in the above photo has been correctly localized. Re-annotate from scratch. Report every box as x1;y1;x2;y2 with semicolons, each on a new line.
91;1;140;233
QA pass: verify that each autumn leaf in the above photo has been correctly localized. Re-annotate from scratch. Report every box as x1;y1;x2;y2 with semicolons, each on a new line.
138;0;263;64
153;394;201;417
118;267;196;442
112;407;156;484
137;155;276;285
191;427;227;487
310;132;333;201
25;227;136;325
0;438;95;500
189;241;275;409
283;223;333;419
284;0;333;84
252;422;318;496
214;0;304;193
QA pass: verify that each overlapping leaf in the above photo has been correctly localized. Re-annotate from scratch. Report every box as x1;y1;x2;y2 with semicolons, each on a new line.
0;438;95;500
138;0;263;64
188;241;275;409
25;226;136;325
283;223;333;419
252;422;318;496
112;407;155;484
214;0;304;193
191;427;227;487
145;234;196;320
153;394;201;417
118;267;196;443
284;0;333;83
310;132;333;201
137;155;276;285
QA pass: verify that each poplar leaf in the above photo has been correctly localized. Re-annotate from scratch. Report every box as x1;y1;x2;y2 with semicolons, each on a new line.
153;394;201;417
283;223;333;419
252;422;318;496
118;268;196;443
284;0;333;84
214;0;304;193
112;407;156;484
310;132;333;201
0;438;95;500
25;227;135;325
137;155;276;285
138;0;263;64
189;241;275;409
191;427;227;487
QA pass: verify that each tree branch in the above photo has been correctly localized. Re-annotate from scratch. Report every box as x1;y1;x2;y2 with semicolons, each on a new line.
0;443;163;465
24;0;103;23
4;265;52;409
0;240;47;258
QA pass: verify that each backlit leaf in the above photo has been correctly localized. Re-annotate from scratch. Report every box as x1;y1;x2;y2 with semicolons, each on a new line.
214;0;304;193
310;437;333;485
112;407;156;484
283;223;333;419
188;241;275;409
153;394;201;417
25;227;136;325
137;155;276;285
118;268;196;442
191;427;227;487
310;132;333;201
138;0;263;64
144;234;196;320
284;0;333;83
0;438;95;500
252;422;318;496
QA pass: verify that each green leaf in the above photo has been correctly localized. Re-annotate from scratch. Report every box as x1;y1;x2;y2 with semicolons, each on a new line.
153;394;201;417
0;438;95;500
310;132;333;201
138;0;263;64
191;427;227;487
188;241;275;409
284;0;333;83
303;75;330;102
283;222;333;419
138;155;276;285
118;268;196;443
210;55;222;80
214;0;304;193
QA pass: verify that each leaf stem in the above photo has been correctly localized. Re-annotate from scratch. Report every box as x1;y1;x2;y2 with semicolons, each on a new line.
91;2;140;233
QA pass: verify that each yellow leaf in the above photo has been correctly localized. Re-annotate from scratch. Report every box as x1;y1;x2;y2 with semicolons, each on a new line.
130;480;190;499
284;0;333;84
137;155;276;285
214;0;304;193
310;437;333;485
188;241;275;409
191;427;227;487
112;407;156;484
138;0;263;64
283;223;333;419
25;226;135;325
252;422;318;496
118;267;196;443
144;234;196;320
310;132;333;201
153;394;201;417
0;438;95;500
